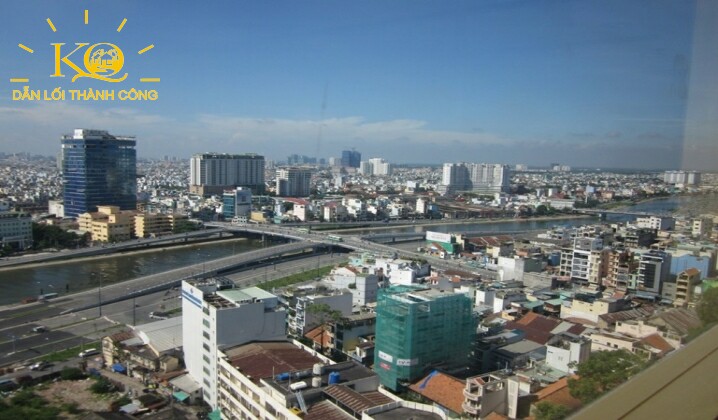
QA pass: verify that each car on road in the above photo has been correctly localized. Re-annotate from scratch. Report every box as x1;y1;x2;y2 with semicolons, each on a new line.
30;361;49;371
32;326;48;333
149;311;169;320
79;348;99;358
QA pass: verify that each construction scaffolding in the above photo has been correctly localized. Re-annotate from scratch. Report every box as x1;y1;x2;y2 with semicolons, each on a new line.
374;285;477;391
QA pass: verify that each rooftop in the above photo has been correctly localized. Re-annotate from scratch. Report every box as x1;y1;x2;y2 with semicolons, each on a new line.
133;317;182;354
268;361;377;396
323;385;394;415
223;341;322;384
217;287;276;304
409;370;465;415
369;406;442;420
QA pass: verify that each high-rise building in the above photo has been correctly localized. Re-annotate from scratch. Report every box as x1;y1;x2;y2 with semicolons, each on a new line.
276;167;313;197
374;285;476;391
181;279;286;409
341;150;361;168
638;250;672;295
440;162;510;195
61;129;137;218
368;158;392;176
359;161;374;176
287;154;317;165
663;170;701;185
0;211;33;250
189;153;265;197
222;187;252;219
559;237;609;285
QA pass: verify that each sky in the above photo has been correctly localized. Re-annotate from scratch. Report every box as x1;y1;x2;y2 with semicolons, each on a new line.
0;0;715;170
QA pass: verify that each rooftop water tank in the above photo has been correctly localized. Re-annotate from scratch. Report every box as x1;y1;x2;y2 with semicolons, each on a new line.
313;363;325;376
289;381;307;391
328;371;341;385
311;376;322;388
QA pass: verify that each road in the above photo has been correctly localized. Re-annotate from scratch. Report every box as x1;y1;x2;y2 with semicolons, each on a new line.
0;220;498;368
0;251;348;367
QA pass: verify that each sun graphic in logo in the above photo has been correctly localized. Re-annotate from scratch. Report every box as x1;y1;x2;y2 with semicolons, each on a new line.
11;10;158;84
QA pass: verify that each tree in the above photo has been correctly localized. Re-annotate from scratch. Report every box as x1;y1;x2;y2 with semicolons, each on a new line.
60;367;86;381
568;349;646;404
90;376;115;394
306;303;344;353
696;287;718;326
533;401;571;420
535;204;549;216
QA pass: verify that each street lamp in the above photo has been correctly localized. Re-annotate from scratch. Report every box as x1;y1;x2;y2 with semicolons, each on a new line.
92;271;105;318
98;275;103;317
128;287;137;326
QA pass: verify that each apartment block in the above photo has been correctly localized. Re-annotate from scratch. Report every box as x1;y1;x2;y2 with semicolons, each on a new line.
189;153;265;196
181;279;286;409
675;268;701;307
216;341;442;419
374;285;476;391
78;205;136;242
0;211;32;250
288;292;353;337
637;250;672;295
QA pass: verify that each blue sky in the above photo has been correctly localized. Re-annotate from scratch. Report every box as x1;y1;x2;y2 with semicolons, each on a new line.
1;0;713;169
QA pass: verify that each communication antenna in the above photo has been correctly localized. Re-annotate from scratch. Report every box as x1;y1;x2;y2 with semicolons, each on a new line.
316;82;328;160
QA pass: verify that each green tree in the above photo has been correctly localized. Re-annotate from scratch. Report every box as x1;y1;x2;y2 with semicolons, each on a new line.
172;219;200;234
696;287;718;326
32;223;87;250
568;349;646;404
60;367;86;381
533;401;571;420
90;376;115;394
306;303;344;352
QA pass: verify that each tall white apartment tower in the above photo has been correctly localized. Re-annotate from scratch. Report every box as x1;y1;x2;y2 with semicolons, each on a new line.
189;153;265;196
181;279;286;409
276;167;313;197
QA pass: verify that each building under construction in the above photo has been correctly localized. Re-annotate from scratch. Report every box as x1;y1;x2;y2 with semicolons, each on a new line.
374;285;477;391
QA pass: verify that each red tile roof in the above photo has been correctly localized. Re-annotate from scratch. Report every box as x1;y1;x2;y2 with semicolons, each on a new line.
534;377;582;411
283;198;310;205
305;325;332;349
409;371;465;415
639;333;674;355
506;312;562;344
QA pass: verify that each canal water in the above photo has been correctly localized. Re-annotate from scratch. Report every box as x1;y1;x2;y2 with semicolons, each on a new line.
0;239;264;306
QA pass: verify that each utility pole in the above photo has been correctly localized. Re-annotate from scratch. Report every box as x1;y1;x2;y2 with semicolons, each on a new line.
98;275;103;317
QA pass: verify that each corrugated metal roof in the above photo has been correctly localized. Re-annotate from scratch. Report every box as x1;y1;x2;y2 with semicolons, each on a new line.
134;317;182;354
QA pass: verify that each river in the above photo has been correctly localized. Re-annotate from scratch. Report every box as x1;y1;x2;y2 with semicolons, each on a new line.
0;239;265;306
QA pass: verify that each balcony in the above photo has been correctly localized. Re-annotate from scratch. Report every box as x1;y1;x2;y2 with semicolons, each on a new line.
463;387;481;401
462;401;480;415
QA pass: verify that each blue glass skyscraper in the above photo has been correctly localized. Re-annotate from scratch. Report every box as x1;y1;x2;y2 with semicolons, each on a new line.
61;129;137;218
341;149;361;168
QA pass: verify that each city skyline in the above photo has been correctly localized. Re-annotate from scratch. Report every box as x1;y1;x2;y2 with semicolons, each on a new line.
1;0;716;170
